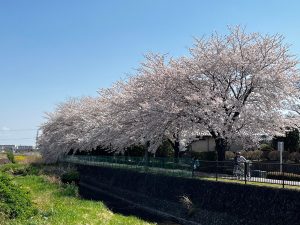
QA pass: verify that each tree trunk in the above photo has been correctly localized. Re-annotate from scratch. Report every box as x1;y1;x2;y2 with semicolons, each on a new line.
174;140;180;163
215;138;227;161
144;142;150;166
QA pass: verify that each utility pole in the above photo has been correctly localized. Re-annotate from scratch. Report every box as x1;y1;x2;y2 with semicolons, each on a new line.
278;142;284;172
35;128;40;150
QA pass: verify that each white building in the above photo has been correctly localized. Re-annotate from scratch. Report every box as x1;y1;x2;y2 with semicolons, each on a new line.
189;135;242;153
15;145;34;151
0;145;16;151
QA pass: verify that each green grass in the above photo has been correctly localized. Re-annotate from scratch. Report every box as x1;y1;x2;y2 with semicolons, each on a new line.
4;175;154;225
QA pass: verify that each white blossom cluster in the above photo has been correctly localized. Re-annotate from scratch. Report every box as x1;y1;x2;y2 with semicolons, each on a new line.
38;27;300;162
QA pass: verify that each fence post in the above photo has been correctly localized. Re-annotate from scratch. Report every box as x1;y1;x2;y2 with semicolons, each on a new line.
244;162;247;185
192;160;194;178
282;163;285;188
216;161;218;181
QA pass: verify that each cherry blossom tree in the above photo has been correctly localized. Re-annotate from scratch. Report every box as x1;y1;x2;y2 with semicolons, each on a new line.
39;26;300;162
175;27;300;160
38;96;105;162
96;58;200;159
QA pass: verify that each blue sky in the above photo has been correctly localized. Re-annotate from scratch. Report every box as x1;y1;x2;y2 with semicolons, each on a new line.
0;0;300;145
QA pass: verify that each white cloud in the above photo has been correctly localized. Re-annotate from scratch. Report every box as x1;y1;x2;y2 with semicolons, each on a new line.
1;126;10;131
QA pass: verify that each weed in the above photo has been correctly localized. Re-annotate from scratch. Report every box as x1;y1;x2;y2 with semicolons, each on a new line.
6;151;15;164
0;173;37;219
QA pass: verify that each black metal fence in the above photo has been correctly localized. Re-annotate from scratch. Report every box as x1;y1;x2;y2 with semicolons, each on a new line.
63;155;300;188
193;160;300;187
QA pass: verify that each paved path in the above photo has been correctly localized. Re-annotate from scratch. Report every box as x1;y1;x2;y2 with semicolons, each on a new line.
221;175;300;186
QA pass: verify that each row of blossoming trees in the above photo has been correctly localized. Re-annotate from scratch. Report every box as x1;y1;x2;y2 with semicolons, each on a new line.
38;27;300;163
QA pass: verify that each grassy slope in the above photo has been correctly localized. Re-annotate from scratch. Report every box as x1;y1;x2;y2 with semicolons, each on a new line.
5;175;154;225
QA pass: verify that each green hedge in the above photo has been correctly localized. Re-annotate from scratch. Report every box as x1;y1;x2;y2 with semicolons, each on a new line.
0;173;36;219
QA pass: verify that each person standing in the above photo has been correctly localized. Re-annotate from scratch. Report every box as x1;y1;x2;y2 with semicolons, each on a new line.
233;152;247;179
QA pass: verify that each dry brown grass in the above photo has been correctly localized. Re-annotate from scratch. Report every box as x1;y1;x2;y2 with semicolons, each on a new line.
14;154;42;164
43;175;62;185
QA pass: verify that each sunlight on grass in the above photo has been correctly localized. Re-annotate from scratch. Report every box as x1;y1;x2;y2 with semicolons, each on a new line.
7;175;154;225
14;154;42;164
14;155;26;162
201;177;300;190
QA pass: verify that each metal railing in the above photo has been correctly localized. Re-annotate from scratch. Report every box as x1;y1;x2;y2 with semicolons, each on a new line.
193;160;300;187
63;155;300;188
63;155;194;178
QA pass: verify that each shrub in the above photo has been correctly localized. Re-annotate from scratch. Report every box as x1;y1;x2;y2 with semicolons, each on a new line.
191;151;217;161
0;173;36;219
247;150;263;161
60;183;79;197
0;164;25;174
267;171;300;182
225;151;235;160
260;144;274;151
61;170;80;184
239;150;257;159
6;151;15;163
268;151;279;160
240;150;248;158
259;144;276;160
289;152;300;163
0;164;40;176
268;151;289;161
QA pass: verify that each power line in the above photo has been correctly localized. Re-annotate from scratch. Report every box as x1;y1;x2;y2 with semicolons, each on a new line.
0;129;37;132
0;137;34;141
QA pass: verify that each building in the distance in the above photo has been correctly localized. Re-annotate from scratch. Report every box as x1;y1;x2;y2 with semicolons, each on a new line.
15;145;34;152
188;134;242;153
0;145;15;151
0;145;35;152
